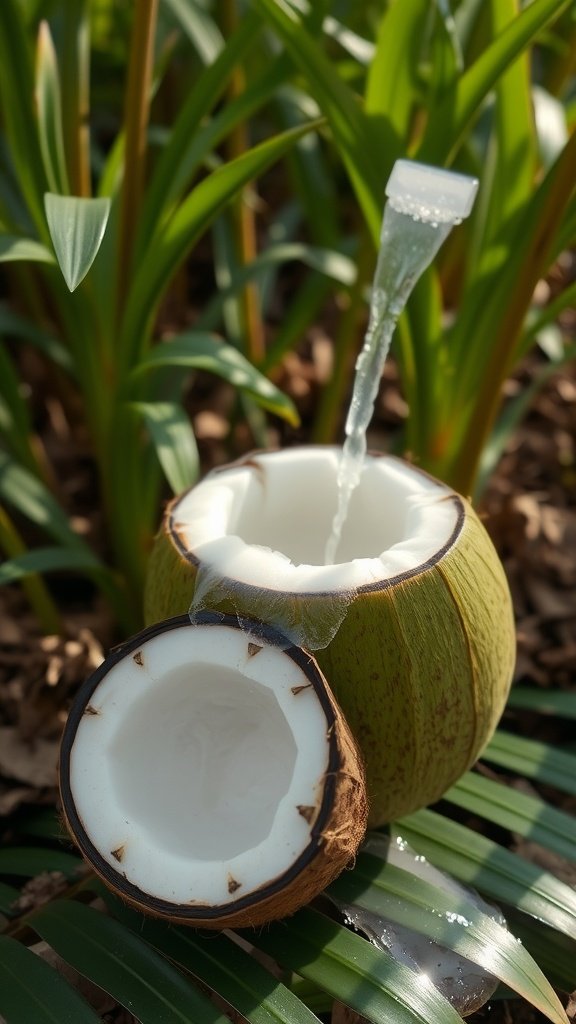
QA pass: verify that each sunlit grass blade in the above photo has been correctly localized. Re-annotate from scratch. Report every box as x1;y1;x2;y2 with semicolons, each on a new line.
482;731;576;798
398;809;576;939
31;900;227;1024
507;688;576;720
365;0;428;155
0;236;55;264
132;401;199;494
0;935;101;1024
122;120;322;364
507;912;576;994
329;852;568;1024
252;0;381;242
130;333;299;425
247;907;465;1024
419;0;572;165
44;193;111;291
104;898;322;1024
36;20;70;195
0;848;82;879
445;772;576;862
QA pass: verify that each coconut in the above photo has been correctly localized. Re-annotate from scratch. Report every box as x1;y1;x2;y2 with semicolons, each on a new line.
59;611;367;928
145;447;516;827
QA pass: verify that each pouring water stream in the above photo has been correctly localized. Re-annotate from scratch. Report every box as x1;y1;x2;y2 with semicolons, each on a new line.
324;160;479;565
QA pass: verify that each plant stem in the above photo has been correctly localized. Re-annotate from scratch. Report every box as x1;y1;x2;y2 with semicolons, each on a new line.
61;0;91;197
219;0;265;363
116;0;159;323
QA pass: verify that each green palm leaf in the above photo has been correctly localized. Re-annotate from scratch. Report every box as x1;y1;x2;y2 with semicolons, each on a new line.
0;936;101;1024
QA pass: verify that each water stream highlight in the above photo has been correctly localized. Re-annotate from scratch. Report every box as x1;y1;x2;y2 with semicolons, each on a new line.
324;160;478;565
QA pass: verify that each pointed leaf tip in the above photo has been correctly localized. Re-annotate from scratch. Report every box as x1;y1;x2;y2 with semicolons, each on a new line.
44;193;111;291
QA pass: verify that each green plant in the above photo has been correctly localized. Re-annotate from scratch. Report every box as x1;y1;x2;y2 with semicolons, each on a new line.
1;1;575;1022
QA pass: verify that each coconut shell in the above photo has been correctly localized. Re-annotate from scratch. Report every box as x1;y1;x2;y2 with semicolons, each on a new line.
59;613;368;929
144;455;515;828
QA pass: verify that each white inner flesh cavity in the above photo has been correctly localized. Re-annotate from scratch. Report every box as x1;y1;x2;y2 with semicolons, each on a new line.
175;448;460;594
69;624;330;907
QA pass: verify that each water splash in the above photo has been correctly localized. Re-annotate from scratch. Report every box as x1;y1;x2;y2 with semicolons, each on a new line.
324;161;478;565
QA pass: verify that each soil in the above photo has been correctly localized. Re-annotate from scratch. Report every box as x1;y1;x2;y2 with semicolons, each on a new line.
0;336;574;1022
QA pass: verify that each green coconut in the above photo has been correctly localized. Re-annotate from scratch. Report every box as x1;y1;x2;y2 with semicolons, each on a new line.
144;447;515;826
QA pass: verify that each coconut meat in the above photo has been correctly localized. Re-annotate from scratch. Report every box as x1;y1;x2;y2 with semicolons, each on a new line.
173;448;461;594
68;623;331;908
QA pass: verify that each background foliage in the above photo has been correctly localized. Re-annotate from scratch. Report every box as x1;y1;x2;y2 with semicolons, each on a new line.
0;0;575;1022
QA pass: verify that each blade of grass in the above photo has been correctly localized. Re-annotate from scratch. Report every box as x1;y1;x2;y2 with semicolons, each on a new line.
252;0;382;242
36;20;70;195
132;400;199;494
44;194;111;291
445;772;576;863
0;507;62;634
131;331;299;425
507;688;576;719
0;848;83;879
247;906;465;1024
483;730;576;797
0;935;101;1024
0;236;55;264
103;896;322;1024
121;120;322;366
329;853;568;1024
163;0;223;64
31;900;227;1024
398;810;576;939
419;0;572;165
60;0;91;196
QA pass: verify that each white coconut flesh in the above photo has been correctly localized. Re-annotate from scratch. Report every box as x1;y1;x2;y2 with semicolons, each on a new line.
171;447;462;595
60;616;342;915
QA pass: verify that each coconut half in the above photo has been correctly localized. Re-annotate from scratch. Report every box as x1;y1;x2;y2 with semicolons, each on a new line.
145;447;516;826
59;611;367;928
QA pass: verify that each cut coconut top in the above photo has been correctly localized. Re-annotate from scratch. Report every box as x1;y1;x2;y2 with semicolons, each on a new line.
170;448;463;596
60;614;349;919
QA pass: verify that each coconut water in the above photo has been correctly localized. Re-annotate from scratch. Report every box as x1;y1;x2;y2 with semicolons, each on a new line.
324;161;478;565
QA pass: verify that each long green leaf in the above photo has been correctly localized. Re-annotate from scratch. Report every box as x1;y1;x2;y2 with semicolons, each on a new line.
0;847;82;879
420;0;572;164
36;20;70;195
32;900;226;1024
252;0;382;241
507;688;576;720
0;936;101;1024
365;0;428;153
398;810;576;939
0;546;106;586
0;235;55;264
44;193;111;291
0;305;73;372
483;731;576;797
138;10;263;251
122;120;321;363
248;907;464;1024
104;897;321;1024
0;452;90;550
132;401;199;494
130;333;299;425
162;0;223;64
329;853;568;1024
445;772;576;862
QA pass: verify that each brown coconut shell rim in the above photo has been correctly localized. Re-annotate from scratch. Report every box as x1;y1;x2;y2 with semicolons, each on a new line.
165;448;465;599
59;610;357;924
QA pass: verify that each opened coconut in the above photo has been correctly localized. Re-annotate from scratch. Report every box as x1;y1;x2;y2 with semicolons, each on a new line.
145;447;516;826
59;611;367;928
